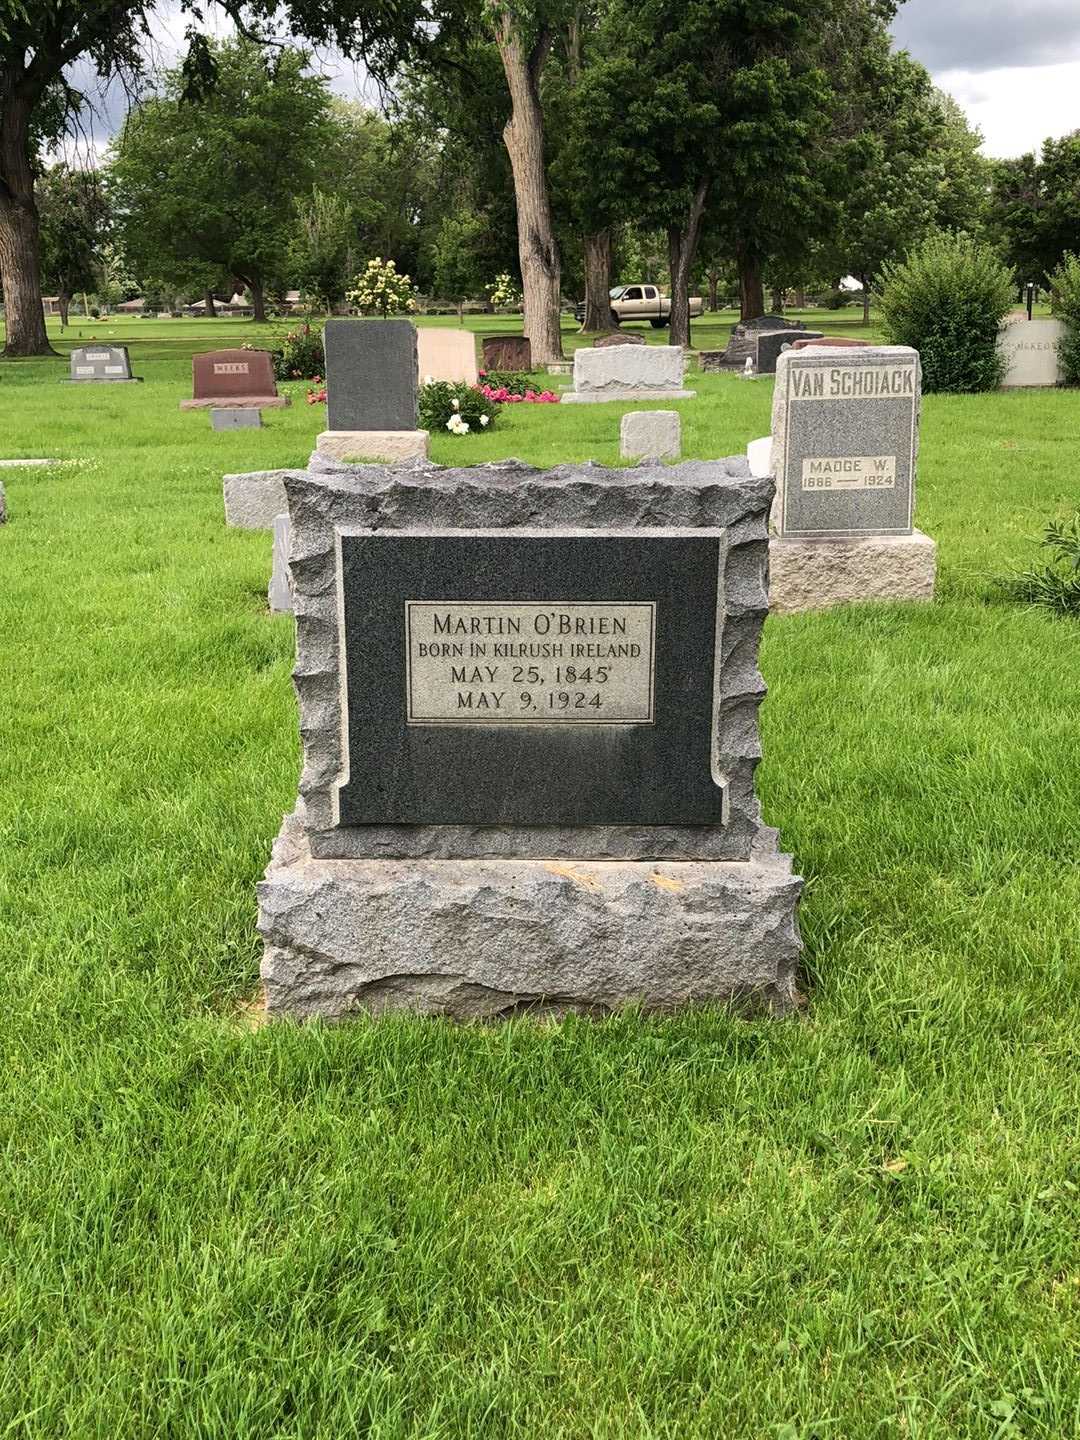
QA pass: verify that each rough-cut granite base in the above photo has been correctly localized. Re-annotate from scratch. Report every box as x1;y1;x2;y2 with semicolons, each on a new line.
316;429;429;463
562;387;696;404
769;530;937;613
620;410;681;461
260;810;802;1019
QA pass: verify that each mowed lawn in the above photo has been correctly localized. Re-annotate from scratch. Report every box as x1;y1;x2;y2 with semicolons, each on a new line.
1;314;1078;1439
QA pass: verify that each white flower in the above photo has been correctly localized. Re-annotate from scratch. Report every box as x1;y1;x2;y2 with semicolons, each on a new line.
423;375;434;384
480;414;490;427
451;398;460;410
446;417;458;431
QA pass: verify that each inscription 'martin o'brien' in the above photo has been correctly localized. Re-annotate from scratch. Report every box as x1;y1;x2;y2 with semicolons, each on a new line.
405;600;657;724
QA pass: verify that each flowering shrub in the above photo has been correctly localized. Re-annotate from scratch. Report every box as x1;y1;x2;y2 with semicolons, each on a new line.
272;325;325;381
478;368;533;396
418;380;498;435
306;377;326;404
347;257;417;317
479;382;559;404
486;272;522;309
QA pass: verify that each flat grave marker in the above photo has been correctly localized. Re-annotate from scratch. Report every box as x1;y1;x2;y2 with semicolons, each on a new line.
68;345;141;383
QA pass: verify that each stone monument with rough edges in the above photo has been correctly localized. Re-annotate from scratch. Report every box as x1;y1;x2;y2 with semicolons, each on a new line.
317;319;430;463
257;457;802;1020
561;346;695;403
767;344;936;613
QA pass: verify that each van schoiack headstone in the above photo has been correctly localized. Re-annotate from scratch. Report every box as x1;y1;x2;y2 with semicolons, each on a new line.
768;345;936;611
68;345;141;383
257;458;803;1021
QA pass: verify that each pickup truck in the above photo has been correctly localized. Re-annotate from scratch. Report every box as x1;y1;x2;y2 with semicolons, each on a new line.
575;284;705;328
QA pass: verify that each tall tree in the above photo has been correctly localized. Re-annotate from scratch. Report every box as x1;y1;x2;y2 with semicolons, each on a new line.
988;133;1080;287
109;39;332;322
38;165;107;327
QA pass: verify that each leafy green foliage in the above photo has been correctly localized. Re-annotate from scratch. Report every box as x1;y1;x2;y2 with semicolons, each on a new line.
288;188;355;314
346;257;417;316
880;233;1014;393
272;324;325;381
988;132;1080;286
1005;514;1080;616
37;166;106;307
1048;252;1080;384
418;379;497;434
478;367;532;395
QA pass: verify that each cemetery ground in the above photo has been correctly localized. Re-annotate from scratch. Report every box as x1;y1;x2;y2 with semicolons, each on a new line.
1;315;1078;1439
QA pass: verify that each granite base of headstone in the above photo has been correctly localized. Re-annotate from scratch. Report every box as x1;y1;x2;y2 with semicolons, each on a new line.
998;316;1065;388
766;345;936;612
268;513;293;614
212;408;263;430
318;318;429;464
257;458;803;1020
561;346;695;403
482;335;532;372
66;345;142;383
223;469;294;529
620;410;681;461
546;361;573;376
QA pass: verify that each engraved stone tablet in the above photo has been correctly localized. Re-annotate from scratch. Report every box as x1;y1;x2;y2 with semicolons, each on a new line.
68;344;138;382
771;346;919;538
334;529;727;828
192;348;277;401
405;601;656;724
323;319;418;431
998;316;1065;387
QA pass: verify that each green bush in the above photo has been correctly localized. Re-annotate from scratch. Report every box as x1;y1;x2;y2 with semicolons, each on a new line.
1049;253;1080;384
272;324;325;381
418;381;497;436
1004;514;1080;616
478;368;533;396
879;232;1014;393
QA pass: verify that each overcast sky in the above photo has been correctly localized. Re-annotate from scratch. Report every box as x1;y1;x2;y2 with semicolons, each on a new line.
892;0;1080;156
66;0;1075;162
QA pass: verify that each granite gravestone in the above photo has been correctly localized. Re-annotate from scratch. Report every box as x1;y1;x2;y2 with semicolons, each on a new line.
768;346;936;611
212;408;262;430
268;513;293;614
620;410;681;461
482;335;532;372
594;331;646;347
257;458;803;1020
562;346;695;403
417;328;479;385
181;349;287;409
317;319;428;463
68;345;141;383
998;316;1065;387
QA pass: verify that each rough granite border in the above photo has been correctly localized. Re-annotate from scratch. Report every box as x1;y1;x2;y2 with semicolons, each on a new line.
283;457;775;861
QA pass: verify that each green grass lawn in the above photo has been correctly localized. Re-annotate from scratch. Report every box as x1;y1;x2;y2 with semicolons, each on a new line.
1;316;1078;1438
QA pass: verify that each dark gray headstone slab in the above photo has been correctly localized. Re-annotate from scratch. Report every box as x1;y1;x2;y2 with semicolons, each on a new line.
335;531;725;827
772;345;920;538
211;407;263;429
68;345;140;382
756;330;824;375
323;319;418;431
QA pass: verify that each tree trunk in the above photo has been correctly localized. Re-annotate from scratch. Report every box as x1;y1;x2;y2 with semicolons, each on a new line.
458;298;464;324
666;180;709;349
58;293;70;328
0;90;55;357
494;18;563;363
204;289;217;317
707;270;720;313
580;229;613;332
771;287;784;314
737;245;765;324
861;273;871;327
249;282;267;323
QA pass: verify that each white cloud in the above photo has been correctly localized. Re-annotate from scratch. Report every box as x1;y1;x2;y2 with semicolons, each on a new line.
935;60;1080;158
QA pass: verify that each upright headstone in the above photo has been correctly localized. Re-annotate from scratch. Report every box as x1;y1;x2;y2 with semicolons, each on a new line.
701;323;823;375
561;346;695;403
268;513;293;614
317;319;428;463
180;350;288;409
68;345;141;383
257;458;802;1020
417;328;479;385
482;335;532;372
594;331;647;347
620;410;681;461
998;316;1065;388
768;345;936;612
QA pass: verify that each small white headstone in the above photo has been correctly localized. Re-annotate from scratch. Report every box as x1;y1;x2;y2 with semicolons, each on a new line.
746;437;772;478
998;316;1065;387
620;410;681;461
268;513;294;614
